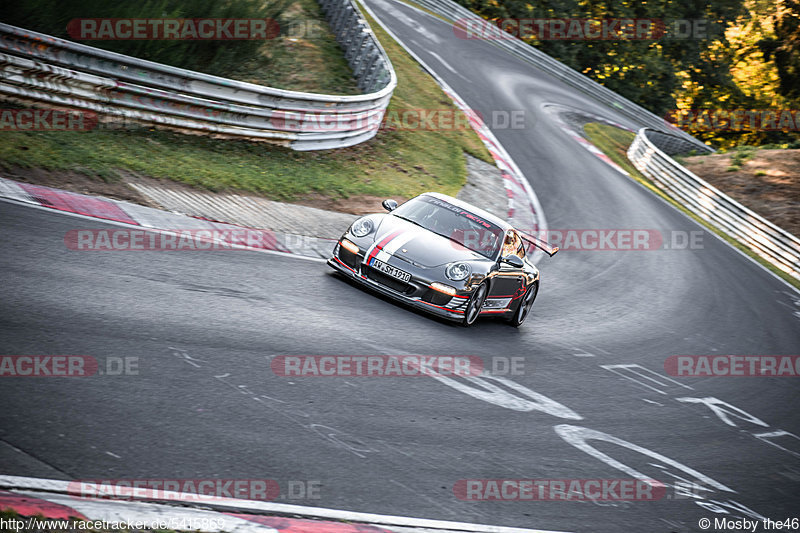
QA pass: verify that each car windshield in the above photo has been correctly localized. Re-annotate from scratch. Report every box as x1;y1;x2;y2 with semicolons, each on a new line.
392;196;504;259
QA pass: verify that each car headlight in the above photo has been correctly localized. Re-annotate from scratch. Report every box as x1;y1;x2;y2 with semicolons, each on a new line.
445;262;471;281
350;218;374;238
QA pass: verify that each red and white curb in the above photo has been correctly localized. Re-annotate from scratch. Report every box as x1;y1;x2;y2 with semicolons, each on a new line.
542;103;632;177
0;177;335;261
0;476;569;533
356;0;546;252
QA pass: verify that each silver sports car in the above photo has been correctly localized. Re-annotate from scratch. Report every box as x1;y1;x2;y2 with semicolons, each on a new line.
328;192;558;327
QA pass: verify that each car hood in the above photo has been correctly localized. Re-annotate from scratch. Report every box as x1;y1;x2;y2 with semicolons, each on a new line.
372;215;489;268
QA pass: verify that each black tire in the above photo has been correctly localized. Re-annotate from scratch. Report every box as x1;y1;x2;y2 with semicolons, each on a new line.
462;283;488;327
507;281;538;328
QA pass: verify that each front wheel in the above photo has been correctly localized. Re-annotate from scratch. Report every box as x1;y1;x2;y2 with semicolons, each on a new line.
507;281;538;328
461;283;488;327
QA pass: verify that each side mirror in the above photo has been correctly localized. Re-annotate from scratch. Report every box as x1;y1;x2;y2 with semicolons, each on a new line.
382;199;398;212
502;254;524;268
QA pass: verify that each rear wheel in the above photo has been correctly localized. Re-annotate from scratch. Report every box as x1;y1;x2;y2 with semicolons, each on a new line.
461;283;488;327
507;281;538;328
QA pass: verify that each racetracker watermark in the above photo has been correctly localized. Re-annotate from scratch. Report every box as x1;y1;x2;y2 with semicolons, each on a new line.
65;229;280;251
271;355;485;377
67;18;281;40
665;355;800;377
270;108;524;132
454;18;714;40
67;479;289;501
665;109;800;131
2;518;229;532
0;109;98;131
453;479;666;501
453;229;704;252
0;356;138;377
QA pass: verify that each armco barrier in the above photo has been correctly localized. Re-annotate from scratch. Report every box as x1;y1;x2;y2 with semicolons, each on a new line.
629;128;800;281
0;1;396;151
397;0;800;280
404;0;713;154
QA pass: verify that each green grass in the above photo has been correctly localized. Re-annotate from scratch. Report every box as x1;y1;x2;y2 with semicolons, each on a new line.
723;145;757;170
1;0;287;83
0;6;491;203
580;123;645;178
583;122;800;290
2;0;361;95
226;0;361;94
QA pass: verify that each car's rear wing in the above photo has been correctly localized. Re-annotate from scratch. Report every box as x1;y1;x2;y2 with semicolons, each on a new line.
519;232;559;257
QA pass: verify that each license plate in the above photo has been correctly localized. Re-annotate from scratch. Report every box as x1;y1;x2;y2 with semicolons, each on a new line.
371;259;411;282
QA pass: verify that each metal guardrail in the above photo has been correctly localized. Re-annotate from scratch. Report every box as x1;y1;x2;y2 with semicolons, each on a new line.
0;0;396;151
398;0;800;280
405;0;713;155
629;128;800;281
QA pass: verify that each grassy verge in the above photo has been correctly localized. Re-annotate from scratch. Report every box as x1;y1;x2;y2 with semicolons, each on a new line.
227;0;361;94
0;7;491;204
583;122;800;290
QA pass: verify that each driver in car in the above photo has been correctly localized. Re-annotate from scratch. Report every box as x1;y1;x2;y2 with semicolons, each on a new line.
502;230;522;258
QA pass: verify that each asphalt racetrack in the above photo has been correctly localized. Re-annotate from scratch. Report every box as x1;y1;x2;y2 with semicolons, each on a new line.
1;1;799;531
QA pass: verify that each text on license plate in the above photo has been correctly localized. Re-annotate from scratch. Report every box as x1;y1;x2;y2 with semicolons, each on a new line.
371;259;411;282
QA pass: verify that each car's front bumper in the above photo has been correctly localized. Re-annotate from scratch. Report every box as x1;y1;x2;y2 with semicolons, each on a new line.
327;247;469;323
